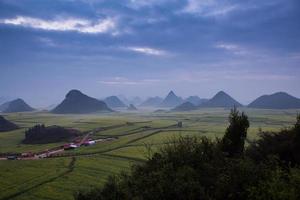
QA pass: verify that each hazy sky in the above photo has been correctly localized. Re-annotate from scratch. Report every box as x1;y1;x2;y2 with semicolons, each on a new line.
0;0;299;107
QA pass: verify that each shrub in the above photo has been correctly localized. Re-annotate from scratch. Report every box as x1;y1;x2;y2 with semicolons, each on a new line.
247;114;300;166
221;107;249;157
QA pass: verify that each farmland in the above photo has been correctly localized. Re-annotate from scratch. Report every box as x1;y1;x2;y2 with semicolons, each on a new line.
0;108;299;200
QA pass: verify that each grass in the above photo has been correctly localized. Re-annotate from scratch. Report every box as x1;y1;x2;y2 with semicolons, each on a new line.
0;108;299;200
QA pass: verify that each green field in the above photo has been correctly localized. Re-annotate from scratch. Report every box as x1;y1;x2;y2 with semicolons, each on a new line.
0;108;299;200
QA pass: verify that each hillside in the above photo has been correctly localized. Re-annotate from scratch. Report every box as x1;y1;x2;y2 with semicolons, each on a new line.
130;97;143;105
0;99;35;113
127;104;138;111
23;124;80;144
172;102;197;111
248;92;300;109
118;96;143;105
0;101;9;112
185;96;208;105
140;96;163;107
52;90;112;114
0;115;18;132
0;97;10;105
104;96;127;108
160;91;183;107
199;91;242;108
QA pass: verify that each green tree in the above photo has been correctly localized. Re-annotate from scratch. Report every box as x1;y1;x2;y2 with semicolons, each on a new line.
221;107;250;157
247;115;300;166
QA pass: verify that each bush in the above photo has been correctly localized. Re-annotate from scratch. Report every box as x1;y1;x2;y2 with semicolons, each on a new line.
247;114;300;166
248;167;300;200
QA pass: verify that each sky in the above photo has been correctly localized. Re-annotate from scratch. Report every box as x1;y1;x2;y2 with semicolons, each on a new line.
0;0;299;107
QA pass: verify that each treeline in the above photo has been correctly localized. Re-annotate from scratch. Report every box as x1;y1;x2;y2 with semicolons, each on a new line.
23;124;79;144
75;108;300;200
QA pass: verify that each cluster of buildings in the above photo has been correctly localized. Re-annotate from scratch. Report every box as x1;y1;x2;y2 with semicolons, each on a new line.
2;136;117;160
63;139;96;150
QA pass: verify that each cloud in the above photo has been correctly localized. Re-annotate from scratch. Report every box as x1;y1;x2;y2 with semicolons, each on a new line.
37;37;57;47
215;42;248;55
98;77;161;85
125;46;169;56
289;52;300;60
0;16;117;34
182;0;239;17
127;0;174;9
181;0;286;18
168;69;296;83
98;70;295;89
98;77;139;85
223;74;295;81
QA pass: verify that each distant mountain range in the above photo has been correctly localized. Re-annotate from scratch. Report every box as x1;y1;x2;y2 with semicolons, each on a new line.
130;96;143;105
154;109;166;113
52;90;112;114
199;91;242;108
0;115;18;132
0;97;11;105
45;104;57;111
127;104;138;111
117;95;143;106
104;96;127;108
0;102;9;112
140;95;208;107
184;96;208;106
248;92;300;109
2;90;300;113
172;102;197;112
140;96;163;107
160;91;184;107
0;99;35;113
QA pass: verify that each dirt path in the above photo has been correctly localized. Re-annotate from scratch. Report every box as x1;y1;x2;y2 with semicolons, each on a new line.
0;123;178;161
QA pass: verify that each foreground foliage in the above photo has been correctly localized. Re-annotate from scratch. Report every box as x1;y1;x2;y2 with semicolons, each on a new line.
247;114;300;166
75;110;300;200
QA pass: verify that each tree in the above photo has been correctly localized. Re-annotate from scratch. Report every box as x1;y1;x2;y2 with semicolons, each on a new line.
294;114;300;163
295;114;300;131
221;107;249;157
247;114;300;166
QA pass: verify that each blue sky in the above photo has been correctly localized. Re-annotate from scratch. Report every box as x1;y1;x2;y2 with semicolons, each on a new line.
0;0;299;107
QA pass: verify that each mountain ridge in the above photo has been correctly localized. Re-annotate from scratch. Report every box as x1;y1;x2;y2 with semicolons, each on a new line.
127;104;138;111
140;96;163;107
199;91;242;108
104;96;127;108
52;90;112;114
185;96;208;106
248;92;300;109
0;99;35;113
160;91;183;107
172;102;197;112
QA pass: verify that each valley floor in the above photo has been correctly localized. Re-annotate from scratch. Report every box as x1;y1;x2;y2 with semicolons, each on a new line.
0;108;298;200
